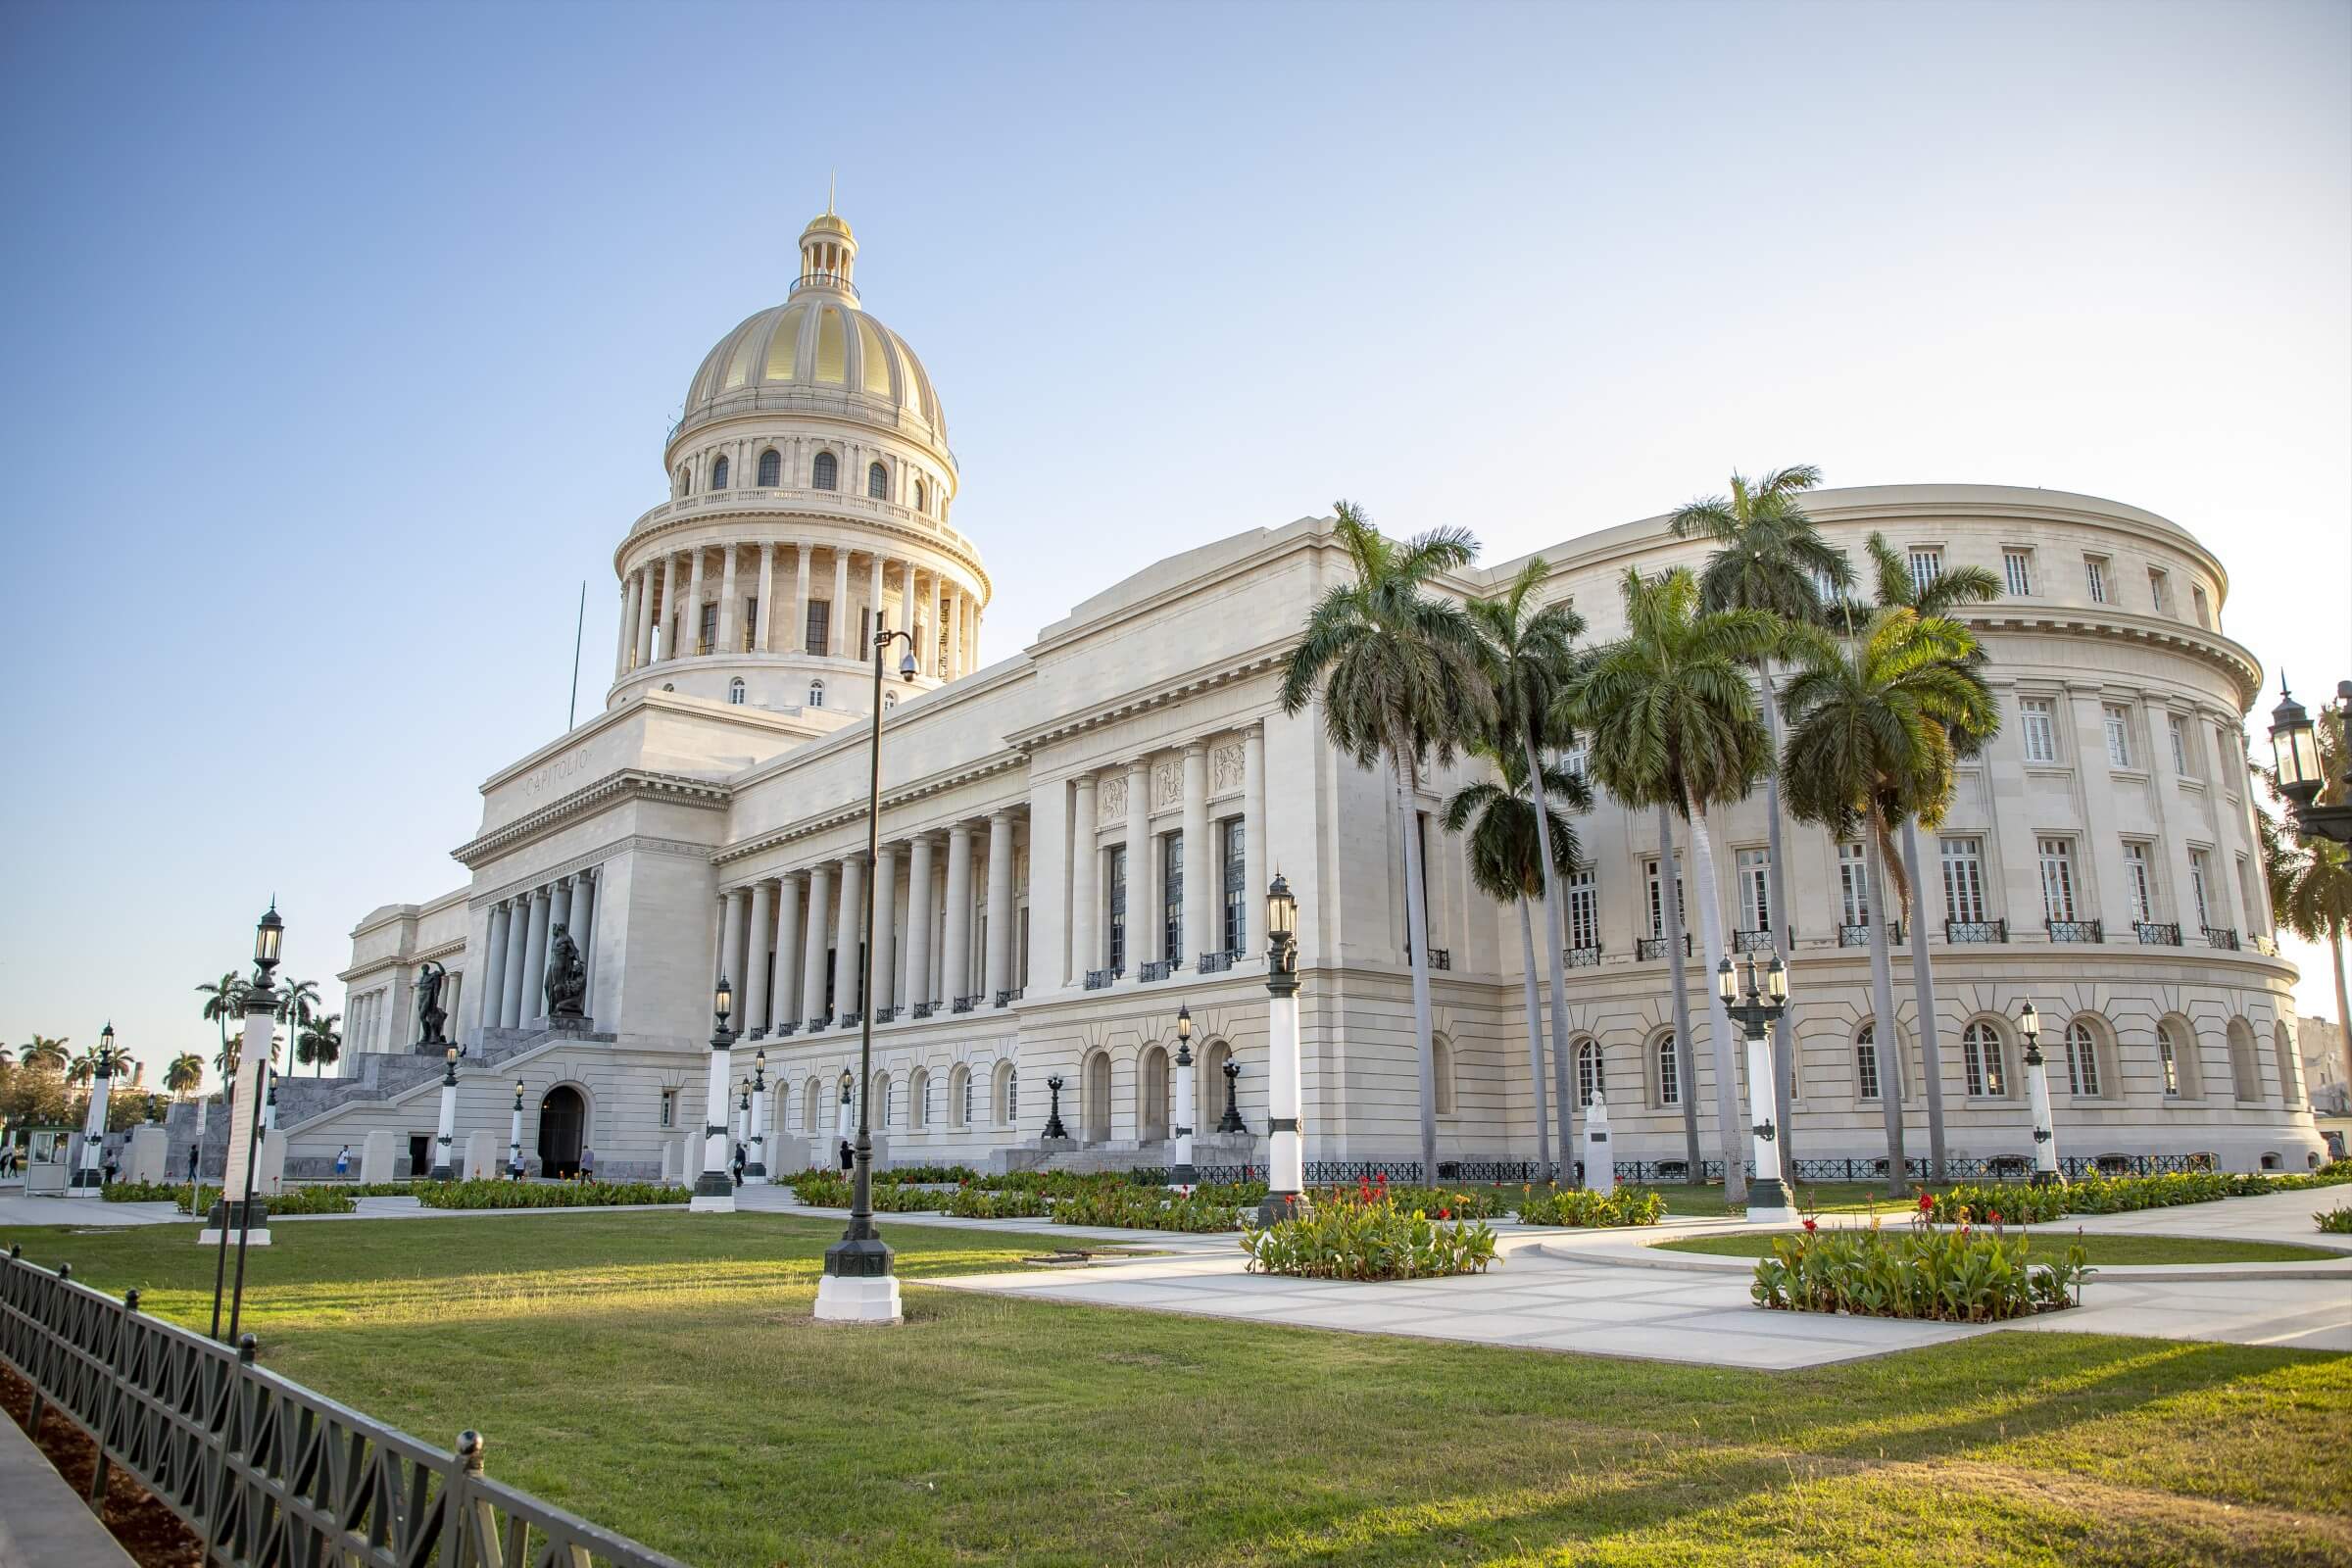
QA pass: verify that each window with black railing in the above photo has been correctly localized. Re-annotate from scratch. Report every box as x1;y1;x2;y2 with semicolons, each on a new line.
1160;830;1184;972
1105;845;1127;975
1636;932;1692;960
1944;918;2006;944
1220;817;1247;956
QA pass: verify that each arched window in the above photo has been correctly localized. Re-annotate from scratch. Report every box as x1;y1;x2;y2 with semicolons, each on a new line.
1654;1032;1681;1106
1963;1021;2008;1097
1433;1036;1457;1116
1083;1052;1112;1142
757;448;781;487
908;1067;929;1129
710;455;729;491
812;451;839;490
1139;1047;1169;1141
1575;1038;1603;1107
2228;1019;2262;1102
808;680;824;709
867;461;888;500
1006;1066;1018;1123
2275;1022;2300;1105
2063;1019;2101;1097
993;1060;1016;1125
727;677;746;705
876;1072;893;1128
948;1064;970;1129
677;466;691;497
2157;1018;2188;1099
1200;1041;1234;1131
804;1078;823;1134
914;478;929;512
1857;1022;1900;1102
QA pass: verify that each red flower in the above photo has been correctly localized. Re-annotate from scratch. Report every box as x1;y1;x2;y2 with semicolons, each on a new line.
1918;1192;1936;1212
1438;1206;1451;1220
1802;1216;1818;1233
1986;1209;2002;1226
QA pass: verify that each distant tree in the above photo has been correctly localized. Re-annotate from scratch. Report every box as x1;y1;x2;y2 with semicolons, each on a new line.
296;1012;343;1077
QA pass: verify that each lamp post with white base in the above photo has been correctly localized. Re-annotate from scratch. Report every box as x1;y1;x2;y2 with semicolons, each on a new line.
691;978;738;1212
1718;952;1794;1225
508;1079;526;1179
71;1022;122;1196
429;1046;461;1181
747;1050;769;1184
1170;1004;1198;1188
2019;1002;2062;1187
1257;875;1301;1227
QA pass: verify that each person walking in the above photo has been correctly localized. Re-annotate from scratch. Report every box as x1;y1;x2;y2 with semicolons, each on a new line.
838;1137;854;1172
186;1145;201;1183
731;1142;747;1188
334;1145;352;1179
578;1146;595;1182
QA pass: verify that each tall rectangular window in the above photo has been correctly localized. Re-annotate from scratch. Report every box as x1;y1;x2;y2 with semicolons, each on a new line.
2084;556;2108;603
2235;854;2258;933
2038;838;2079;922
743;596;759;651
659;1089;677;1129
859;608;872;658
1105;846;1127;972
1563;742;1590;783
1940;838;1986;924
698;602;718;655
1565;868;1598;951
804;599;830;656
1219;817;1246;956
1907;547;1943;596
2168;713;2189;776
1737;848;1771;934
2020;698;2058;763
2187;849;2213;929
2191;584;2211;627
2002;549;2034;596
1644;855;1684;940
2147;566;2170;613
2122;842;2154;924
2103;704;2132;768
1838;842;1872;925
1161;831;1184;963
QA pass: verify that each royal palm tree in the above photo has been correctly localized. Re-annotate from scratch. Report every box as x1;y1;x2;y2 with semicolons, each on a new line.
296;1012;344;1077
276;977;321;1061
1467;556;1589;1174
1855;533;2001;1176
1575;567;1780;1201
165;1053;205;1099
1280;500;1494;1181
1444;743;1589;1175
1779;607;1997;1196
21;1035;70;1073
197;971;247;1056
1669;464;1853;1165
2268;699;2352;1094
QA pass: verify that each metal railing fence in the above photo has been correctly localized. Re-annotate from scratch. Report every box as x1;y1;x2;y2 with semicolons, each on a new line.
0;1245;685;1568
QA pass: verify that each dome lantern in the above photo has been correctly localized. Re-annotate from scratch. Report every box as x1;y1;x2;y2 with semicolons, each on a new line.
795;201;857;299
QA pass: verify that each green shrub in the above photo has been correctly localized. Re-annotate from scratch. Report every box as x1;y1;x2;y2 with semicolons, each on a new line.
876;1164;981;1184
1922;1183;2067;1225
2316;1205;2352;1235
943;1187;1050;1219
1752;1214;2090;1321
1050;1183;1252;1232
1517;1185;1666;1227
1242;1193;1498;1280
413;1179;686;1209
100;1180;185;1204
169;1183;358;1216
1305;1175;1503;1220
788;1173;852;1206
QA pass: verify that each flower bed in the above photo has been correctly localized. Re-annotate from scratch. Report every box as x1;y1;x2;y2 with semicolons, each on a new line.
101;1180;187;1204
1517;1185;1666;1228
1050;1182;1261;1232
943;1187;1051;1219
1753;1211;2090;1321
1243;1191;1498;1280
412;1179;687;1209
167;1183;358;1216
1921;1162;2352;1225
2317;1206;2352;1235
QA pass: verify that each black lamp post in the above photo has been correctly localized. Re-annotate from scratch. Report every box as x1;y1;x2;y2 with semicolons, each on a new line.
1042;1074;1069;1141
1717;950;1793;1220
818;621;920;1323
747;1048;767;1182
2270;678;2352;845
1217;1058;1246;1135
2018;1001;2062;1186
1170;1003;1197;1187
509;1078;526;1179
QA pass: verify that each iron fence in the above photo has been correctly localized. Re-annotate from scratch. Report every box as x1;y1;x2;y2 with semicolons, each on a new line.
1563;944;1603;968
1944;919;2007;944
1296;1152;2225;1187
0;1245;686;1568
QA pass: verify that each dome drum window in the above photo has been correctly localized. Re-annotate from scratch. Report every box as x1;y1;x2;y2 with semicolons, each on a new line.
867;462;888;500
812;452;838;491
757;449;780;487
710;455;729;491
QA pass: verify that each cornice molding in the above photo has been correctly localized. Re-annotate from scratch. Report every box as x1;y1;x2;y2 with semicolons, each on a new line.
1964;608;2261;710
1004;647;1288;752
454;770;730;869
713;752;1029;871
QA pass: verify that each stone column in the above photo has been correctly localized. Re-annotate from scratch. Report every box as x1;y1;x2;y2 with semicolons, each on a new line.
1182;742;1211;961
772;874;803;1032
1125;759;1152;964
985;810;1015;1000
520;887;553;1026
831;550;850;658
871;844;899;1016
745;880;774;1037
686;546;708;654
834;855;866;1018
657;555;678;660
718;543;740;653
569;871;598;1004
1243;723;1266;956
480;903;512;1035
947;585;963;678
944;824;975;1005
757;543;776;654
793;547;812;655
633;566;656;669
614;573;636;677
720;888;748;1004
1071;773;1100;982
802;862;833;1024
2066;684;2130;926
899;560;915;640
867;556;885;658
499;898;528;1028
906;834;936;1008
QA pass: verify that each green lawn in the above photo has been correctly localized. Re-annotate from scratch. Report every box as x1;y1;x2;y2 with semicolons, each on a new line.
1652;1231;2348;1266
6;1212;2349;1568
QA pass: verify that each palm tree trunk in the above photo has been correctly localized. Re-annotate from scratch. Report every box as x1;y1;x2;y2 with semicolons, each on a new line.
1900;819;1948;1178
1687;802;1747;1204
1659;807;1701;1176
1521;731;1577;1181
1515;899;1551;1175
1756;658;1797;1175
2332;920;2351;1096
1395;752;1441;1184
1864;829;1910;1197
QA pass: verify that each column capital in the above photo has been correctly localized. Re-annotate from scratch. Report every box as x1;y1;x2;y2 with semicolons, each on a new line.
1183;739;1209;758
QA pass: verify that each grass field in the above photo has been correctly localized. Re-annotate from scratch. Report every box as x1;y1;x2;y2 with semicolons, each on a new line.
1651;1231;2348;1266
5;1211;2349;1567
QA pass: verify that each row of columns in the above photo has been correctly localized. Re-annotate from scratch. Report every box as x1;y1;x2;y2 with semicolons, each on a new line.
477;868;601;1035
614;541;979;682
1070;726;1267;980
716;812;1024;1038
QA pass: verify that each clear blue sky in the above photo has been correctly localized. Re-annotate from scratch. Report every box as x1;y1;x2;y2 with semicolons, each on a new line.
3;0;2346;1084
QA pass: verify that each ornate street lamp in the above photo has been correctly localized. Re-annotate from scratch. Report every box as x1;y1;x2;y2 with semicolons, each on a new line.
210;902;285;1344
2270;678;2352;844
2018;1002;2062;1187
746;1049;769;1184
1258;874;1301;1225
817;622;921;1325
1042;1074;1070;1141
1719;952;1794;1224
1170;1003;1198;1188
691;978;738;1211
508;1078;527;1179
71;1021;120;1196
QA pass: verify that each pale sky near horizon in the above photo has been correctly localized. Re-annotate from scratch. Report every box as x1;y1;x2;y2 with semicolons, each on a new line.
2;0;2346;1087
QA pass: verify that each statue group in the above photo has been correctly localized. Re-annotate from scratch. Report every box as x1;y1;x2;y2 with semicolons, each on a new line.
415;960;450;1047
545;923;588;1020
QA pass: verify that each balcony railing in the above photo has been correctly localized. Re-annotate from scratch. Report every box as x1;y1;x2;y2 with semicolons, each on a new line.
838;1010;862;1028
1564;943;1603;968
911;1002;934;1019
1636;933;1693;960
995;988;1023;1007
1405;947;1451;970
1731;927;1780;955
2203;926;2241;951
1944;919;2006;944
873;1005;899;1024
1140;958;1182;983
2253;932;2278;956
774;1021;799;1038
2134;921;2181;946
1196;950;1238;974
2046;918;2104;943
1083;967;1121;991
952;995;982;1013
1838;921;1901;948
806;1013;831;1032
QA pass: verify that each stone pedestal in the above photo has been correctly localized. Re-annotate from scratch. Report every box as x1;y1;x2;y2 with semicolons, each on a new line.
814;1273;903;1324
463;1130;500;1182
359;1129;397;1184
126;1127;169;1185
1037;1137;1078;1153
197;1198;272;1248
1585;1094;1617;1198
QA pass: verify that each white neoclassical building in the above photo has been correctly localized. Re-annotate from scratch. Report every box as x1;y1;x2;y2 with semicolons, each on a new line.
205;208;2326;1184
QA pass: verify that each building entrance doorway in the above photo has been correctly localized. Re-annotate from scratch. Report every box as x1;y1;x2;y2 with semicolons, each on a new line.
408;1135;430;1178
538;1086;585;1177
